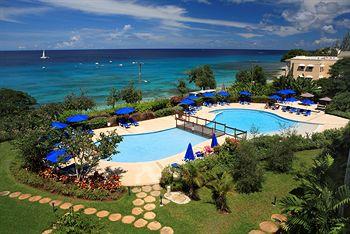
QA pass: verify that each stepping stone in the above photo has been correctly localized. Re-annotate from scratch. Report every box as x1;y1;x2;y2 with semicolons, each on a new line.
133;198;145;206
144;203;156;211
132;207;143;216
131;187;141;193
144;195;156;203
147;221;162;231
248;230;266;234
9;191;21;198
259;221;279;233
59;202;73;210
152;184;162;191
150;190;161;197
160;226;174;234
42;229;53;234
96;210;110;218
73;204;84;212
143;211;156;220
18;193;31;200
134;218;148;228
39;197;52;204
122;215;135;224
142;185;152;193
84;208;97;215
49;200;62;207
109;213;122;222
271;214;287;223
136;192;147;198
0;191;10;196
162;198;170;205
29;195;42;202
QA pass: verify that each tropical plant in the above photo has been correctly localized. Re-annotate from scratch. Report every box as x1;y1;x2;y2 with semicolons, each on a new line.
176;79;189;96
267;138;295;173
204;170;232;213
60;127;122;180
280;155;350;234
273;75;321;95
106;87;120;108
179;163;203;200
0;88;37;117
236;65;267;85
327;92;350;113
187;64;216;89
280;49;310;62
120;81;142;103
63;91;95;111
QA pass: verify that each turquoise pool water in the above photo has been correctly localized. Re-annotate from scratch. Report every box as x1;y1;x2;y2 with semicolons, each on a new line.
111;128;208;163
209;109;299;134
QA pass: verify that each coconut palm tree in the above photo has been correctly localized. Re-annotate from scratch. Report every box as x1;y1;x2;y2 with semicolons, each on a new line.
204;170;232;213
179;163;203;200
280;156;350;233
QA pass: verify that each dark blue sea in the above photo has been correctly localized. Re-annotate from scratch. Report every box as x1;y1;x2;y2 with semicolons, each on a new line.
0;49;285;105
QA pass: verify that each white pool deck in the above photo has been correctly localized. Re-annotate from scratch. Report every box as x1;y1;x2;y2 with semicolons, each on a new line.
94;103;349;186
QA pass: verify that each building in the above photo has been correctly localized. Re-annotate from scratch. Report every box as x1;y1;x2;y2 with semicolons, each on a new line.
284;56;339;80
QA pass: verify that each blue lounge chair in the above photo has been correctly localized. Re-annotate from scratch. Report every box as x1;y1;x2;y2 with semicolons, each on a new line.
129;118;139;126
296;108;302;115
304;110;311;116
171;163;180;168
289;107;297;114
195;151;204;158
119;119;131;128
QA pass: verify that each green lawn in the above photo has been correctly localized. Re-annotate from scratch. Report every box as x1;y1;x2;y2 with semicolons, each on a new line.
0;141;320;234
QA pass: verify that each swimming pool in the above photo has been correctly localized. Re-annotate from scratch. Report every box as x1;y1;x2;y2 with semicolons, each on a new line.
209;109;300;134
110;128;208;163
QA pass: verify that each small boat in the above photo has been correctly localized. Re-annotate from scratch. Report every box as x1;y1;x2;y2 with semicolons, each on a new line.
109;60;112;63
40;50;48;59
119;64;123;67
95;62;99;65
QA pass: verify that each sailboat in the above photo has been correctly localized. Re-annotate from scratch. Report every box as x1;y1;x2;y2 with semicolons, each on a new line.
40;50;48;59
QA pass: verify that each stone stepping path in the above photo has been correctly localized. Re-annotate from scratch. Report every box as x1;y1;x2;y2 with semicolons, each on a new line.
250;212;287;233
259;221;279;233
109;213;122;222
29;195;42;202
144;211;156;220
147;221;162;231
42;229;53;234
271;213;287;223
122;215;135;224
18;193;31;200
134;218;148;228
96;210;109;218
59;202;73;210
1;184;175;233
248;230;266;234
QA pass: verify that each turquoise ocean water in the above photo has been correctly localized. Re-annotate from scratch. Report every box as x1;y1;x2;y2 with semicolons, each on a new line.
0;49;285;105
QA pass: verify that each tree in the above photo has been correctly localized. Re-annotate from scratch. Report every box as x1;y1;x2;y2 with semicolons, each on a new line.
327;92;350;113
280;155;350;234
176;79;188;96
106;88;120;108
179;163;203;200
0;88;36;117
63;91;95;111
61;127;122;180
231;142;264;193
187;65;216;89
325;58;350;96
236;65;266;85
120;82;142;103
340;31;350;51
267;138;295;173
273;75;321;95
281;49;310;62
204;170;232;213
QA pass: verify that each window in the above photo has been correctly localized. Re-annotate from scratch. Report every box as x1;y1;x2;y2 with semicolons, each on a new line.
305;66;313;72
320;67;324;72
297;66;304;71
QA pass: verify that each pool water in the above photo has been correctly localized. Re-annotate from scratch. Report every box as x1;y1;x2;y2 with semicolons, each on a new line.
209;109;298;134
111;128;208;163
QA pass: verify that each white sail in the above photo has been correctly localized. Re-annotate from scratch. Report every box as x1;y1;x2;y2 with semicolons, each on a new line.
41;50;48;59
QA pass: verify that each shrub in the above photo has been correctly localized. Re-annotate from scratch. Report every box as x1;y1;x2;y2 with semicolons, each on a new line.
135;99;170;112
231;142;264;193
120;82;142;103
87;117;108;129
326;92;350;113
154;106;182;118
251;95;269;103
140;111;156;120
267;138;295;173
170;96;182;106
63;92;95;111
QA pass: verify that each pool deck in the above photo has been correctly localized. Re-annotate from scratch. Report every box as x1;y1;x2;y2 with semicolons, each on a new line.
95;103;349;186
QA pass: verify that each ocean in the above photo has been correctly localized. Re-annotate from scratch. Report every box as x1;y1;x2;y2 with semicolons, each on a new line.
0;49;285;105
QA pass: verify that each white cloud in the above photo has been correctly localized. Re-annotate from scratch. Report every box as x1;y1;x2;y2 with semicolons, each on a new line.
336;18;350;29
183;0;211;4
322;25;336;34
134;32;165;41
237;33;263;38
0;7;50;22
55;35;80;48
122;24;132;31
313;37;337;45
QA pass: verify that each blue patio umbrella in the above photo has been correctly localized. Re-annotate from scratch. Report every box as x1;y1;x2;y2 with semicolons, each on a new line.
286;97;298;102
179;98;195;106
269;95;282;101
217;90;229;97
187;94;198;100
184;143;195;161
51;121;68;129
66;114;89;123
239;90;251;96
277;89;296;95
202;92;215;98
211;133;219;148
115;107;135;115
301;99;315;105
46;149;71;163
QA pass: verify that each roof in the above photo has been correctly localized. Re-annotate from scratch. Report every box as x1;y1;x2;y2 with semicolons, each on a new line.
289;56;339;61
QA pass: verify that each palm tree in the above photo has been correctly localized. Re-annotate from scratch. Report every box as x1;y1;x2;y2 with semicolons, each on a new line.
204;171;232;213
280;156;350;233
179;163;203;200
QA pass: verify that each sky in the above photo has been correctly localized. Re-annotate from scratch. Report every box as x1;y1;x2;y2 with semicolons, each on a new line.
0;0;350;51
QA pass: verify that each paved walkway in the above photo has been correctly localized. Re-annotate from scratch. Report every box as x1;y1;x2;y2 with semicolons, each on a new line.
95;102;349;186
0;186;174;234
